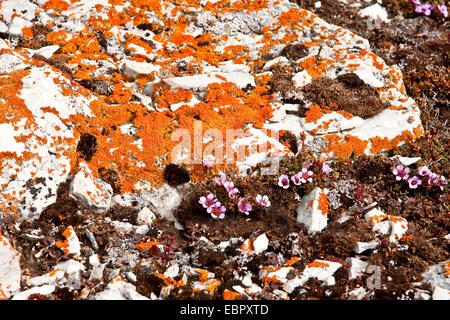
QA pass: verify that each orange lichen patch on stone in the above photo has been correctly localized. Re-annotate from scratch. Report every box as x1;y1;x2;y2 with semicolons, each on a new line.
325;134;369;160
444;262;450;278
223;289;241;300
317;191;328;216
155;87;194;109
156;273;185;288
308;261;330;268
285;256;300;266
54;226;74;254
305;104;330;123
22;27;34;39
300;56;331;78
135;239;160;250
43;0;71;12
368;213;388;224
240;238;254;256
369;130;415;154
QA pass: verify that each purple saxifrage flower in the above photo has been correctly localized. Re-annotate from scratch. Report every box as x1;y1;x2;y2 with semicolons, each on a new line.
207;202;226;219
291;173;302;185
437;4;448;17
415;3;434;15
300;167;313;183
199;193;218;209
393;164;410;181
418;166;431;176
411;0;421;4
278;174;290;189
427;172;439;185
256;194;271;208
215;173;227;186
237;198;252;215
408;176;422;189
224;181;240;199
437;176;448;191
321;162;333;175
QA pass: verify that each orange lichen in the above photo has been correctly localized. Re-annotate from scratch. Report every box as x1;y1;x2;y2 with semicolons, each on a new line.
317;191;328;216
135;240;159;250
308;261;330;268
223;290;241;300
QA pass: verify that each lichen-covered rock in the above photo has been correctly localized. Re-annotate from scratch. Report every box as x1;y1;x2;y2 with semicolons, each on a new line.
0;232;21;300
296;187;329;233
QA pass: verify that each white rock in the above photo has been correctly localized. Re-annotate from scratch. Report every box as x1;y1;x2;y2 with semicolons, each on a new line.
422;261;450;295
0;233;22;299
253;233;269;254
302;112;364;135
33;45;60;60
135;225;149;235
110;220;134;233
12;285;55;300
70;162;113;213
432;286;450;300
263;56;289;70
0;21;8;34
8;16;32;36
354;240;380;254
296;187;328;233
126;272;137;283
122;59;161;79
89;254;101;267
57;226;81;257
29;270;65;287
94;277;149;300
163;71;255;90
365;208;408;243
0;53;26;74
164;264;179;278
54;259;86;275
301;260;342;284
358;4;390;23
292;70;312;87
390;155;421;166
414;289;431;300
0;0;37;23
137;207;157;226
89;264;105;281
345;257;368;280
348;287;367;300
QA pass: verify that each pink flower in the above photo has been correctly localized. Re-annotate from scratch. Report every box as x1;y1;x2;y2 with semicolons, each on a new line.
300;167;313;183
278;174;290;189
321;162;333;175
415;3;434;15
411;0;421;4
256;194;271;208
437;176;448;191
203;159;213;168
408;176;422;189
215;173;227;186
427;172;439;185
224;181;240;199
418;166;431;176
199;193;218;209
291;173;302;185
393;165;409;181
437;4;448;17
237;198;252;215
207;202;226;219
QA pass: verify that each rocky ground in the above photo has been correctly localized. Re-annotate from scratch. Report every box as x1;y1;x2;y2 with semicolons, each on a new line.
0;0;448;300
